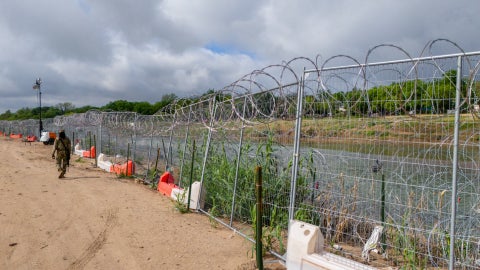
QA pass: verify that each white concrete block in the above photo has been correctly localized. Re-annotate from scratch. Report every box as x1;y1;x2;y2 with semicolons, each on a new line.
286;220;323;269
184;181;204;210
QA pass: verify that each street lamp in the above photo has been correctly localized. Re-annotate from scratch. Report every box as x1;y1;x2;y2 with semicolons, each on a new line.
32;78;43;137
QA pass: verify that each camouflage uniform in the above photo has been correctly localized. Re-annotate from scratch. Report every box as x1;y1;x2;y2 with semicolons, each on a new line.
52;132;71;178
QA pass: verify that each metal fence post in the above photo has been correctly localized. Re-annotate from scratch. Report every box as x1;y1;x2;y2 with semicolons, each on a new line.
98;113;103;155
94;134;97;168
448;55;462;270
230;96;247;226
288;71;305;221
199;96;217;210
187;140;196;210
168;113;176;169
255;166;264;270
179;107;192;187
132;113;137;167
145;132;153;181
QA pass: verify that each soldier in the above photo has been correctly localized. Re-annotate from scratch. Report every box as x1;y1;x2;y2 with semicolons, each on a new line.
51;130;71;178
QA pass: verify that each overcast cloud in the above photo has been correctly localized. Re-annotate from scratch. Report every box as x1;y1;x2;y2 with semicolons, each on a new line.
0;0;478;113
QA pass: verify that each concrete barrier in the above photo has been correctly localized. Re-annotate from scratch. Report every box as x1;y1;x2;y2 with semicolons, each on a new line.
158;180;203;210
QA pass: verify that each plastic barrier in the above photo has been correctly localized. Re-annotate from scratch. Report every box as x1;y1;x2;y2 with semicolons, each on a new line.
10;133;23;139
97;153;114;172
112;160;134;176
286;220;378;270
157;171;203;210
97;153;135;177
159;171;175;184
158;182;181;197
157;171;178;195
26;135;37;142
82;146;96;158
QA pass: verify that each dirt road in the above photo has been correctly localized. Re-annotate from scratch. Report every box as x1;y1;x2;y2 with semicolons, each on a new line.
0;136;257;270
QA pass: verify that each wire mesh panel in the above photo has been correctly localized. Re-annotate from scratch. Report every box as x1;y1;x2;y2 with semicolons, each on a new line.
296;51;480;268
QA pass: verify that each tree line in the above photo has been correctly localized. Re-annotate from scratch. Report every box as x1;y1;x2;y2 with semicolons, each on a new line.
0;93;181;121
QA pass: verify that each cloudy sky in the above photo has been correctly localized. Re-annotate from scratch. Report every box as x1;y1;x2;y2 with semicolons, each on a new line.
0;0;479;113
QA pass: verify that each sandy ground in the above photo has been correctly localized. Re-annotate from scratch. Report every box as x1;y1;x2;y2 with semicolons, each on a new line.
0;136;271;270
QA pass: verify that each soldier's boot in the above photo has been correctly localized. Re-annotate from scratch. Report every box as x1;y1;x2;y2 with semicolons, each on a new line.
59;171;65;178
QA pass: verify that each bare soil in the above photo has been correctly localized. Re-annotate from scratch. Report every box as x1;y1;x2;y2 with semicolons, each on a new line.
0;136;284;270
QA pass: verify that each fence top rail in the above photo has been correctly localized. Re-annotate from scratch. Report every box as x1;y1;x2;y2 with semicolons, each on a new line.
305;51;480;73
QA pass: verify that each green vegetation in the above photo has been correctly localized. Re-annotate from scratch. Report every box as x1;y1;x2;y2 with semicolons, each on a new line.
0;91;204;120
0;93;176;121
173;191;190;214
0;88;238;121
